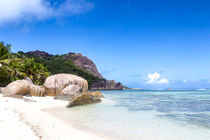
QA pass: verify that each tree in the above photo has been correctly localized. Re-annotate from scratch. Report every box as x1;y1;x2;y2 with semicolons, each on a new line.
0;42;11;61
0;42;50;86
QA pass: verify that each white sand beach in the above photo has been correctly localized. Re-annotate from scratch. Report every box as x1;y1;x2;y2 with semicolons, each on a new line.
0;94;107;140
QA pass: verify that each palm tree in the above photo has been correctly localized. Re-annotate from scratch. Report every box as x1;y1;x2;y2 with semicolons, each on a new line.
0;42;11;61
0;42;50;86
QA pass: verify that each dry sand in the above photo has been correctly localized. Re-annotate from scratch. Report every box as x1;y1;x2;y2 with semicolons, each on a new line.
0;94;107;140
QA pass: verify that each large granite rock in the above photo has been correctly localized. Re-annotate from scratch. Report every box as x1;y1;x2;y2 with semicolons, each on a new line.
64;53;124;90
27;51;125;90
2;80;31;95
44;74;88;96
0;87;4;93
2;78;46;96
30;85;45;97
66;93;101;108
90;80;124;90
62;85;81;95
23;77;33;84
64;53;104;79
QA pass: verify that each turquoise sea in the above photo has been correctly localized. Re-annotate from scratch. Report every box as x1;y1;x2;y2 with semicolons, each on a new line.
49;90;210;140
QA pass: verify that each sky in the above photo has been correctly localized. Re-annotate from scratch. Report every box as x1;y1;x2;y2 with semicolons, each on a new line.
0;0;210;89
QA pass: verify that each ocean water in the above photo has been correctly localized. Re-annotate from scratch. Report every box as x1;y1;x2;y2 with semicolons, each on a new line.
49;90;210;140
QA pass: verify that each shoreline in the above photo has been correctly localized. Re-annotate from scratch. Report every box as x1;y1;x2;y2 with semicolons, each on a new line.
0;94;107;140
42;106;116;140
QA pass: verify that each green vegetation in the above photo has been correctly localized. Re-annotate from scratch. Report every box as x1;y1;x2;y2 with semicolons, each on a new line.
23;52;102;88
0;42;102;88
0;42;49;86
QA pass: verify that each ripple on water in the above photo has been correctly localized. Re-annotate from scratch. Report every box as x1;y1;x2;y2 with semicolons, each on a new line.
102;90;210;128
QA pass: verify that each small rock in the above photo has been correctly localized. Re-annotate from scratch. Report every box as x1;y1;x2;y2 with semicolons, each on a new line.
66;93;101;108
89;91;104;98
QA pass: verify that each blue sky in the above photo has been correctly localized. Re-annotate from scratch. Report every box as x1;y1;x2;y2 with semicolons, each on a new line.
0;0;210;89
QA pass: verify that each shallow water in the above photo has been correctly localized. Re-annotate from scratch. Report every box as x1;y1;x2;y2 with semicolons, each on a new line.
49;90;210;140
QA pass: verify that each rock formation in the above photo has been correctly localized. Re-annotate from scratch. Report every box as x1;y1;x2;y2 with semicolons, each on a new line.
64;53;104;79
0;87;5;93
62;85;81;95
2;80;31;95
64;53;124;90
44;74;88;96
27;51;125;90
30;85;45;97
66;93;101;107
44;74;103;107
90;80;124;90
2;78;46;96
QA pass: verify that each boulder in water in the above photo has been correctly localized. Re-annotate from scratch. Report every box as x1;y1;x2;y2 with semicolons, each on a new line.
66;93;101;107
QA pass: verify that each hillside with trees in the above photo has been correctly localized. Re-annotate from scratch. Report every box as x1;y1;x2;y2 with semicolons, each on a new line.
0;42;124;90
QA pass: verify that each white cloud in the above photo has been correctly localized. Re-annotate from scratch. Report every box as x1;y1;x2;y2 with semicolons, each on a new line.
147;72;160;84
158;78;169;84
146;72;169;84
0;0;94;24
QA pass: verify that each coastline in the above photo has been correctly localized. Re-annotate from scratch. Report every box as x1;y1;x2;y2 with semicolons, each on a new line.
0;94;107;140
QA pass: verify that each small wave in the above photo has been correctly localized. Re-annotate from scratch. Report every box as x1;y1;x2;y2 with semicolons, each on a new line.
198;89;206;91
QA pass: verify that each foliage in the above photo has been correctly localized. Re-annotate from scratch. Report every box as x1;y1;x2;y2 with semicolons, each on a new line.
0;42;49;86
23;53;102;88
0;42;103;88
0;42;11;60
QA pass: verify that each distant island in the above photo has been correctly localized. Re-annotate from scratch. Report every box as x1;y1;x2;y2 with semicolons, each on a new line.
0;42;125;90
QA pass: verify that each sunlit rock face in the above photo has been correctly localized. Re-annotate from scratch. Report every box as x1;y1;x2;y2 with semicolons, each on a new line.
2;80;31;95
0;87;5;93
27;51;125;90
30;84;45;97
66;93;101;108
44;74;88;96
2;78;46;97
62;85;81;95
64;53;104;79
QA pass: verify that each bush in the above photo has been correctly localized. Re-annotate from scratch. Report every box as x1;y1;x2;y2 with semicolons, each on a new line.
0;43;50;86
